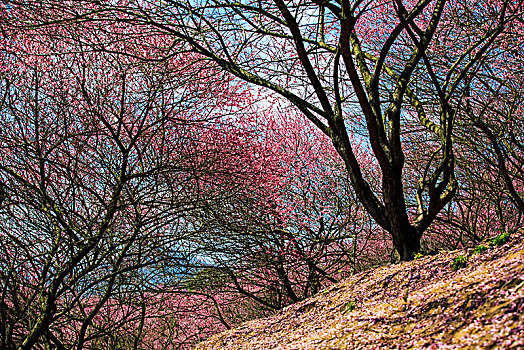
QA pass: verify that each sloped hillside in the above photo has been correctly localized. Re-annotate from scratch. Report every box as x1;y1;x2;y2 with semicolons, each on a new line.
195;230;524;349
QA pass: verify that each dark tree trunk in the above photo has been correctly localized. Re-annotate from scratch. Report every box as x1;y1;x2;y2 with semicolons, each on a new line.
391;224;422;261
382;167;423;261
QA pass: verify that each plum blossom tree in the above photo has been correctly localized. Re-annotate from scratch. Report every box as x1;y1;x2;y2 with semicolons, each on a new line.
168;0;524;261
12;0;523;260
2;1;524;348
190;103;372;310
0;17;265;349
1;11;379;347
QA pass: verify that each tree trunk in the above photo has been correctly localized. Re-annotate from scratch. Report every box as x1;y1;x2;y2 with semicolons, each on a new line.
383;169;422;261
391;224;422;261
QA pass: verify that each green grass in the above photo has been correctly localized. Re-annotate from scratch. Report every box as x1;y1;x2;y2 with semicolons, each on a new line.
473;230;513;255
474;244;488;254
413;252;424;260
342;300;357;314
490;230;512;247
452;255;468;270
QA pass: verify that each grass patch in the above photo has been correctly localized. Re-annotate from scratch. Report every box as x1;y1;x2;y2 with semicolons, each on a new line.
490;230;512;247
452;255;468;270
474;243;488;254
413;252;424;260
342;300;357;314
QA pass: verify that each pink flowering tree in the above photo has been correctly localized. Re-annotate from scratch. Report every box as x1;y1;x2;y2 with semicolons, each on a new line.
2;1;524;348
0;16;265;349
185;98;391;316
14;0;524;260
0;11;378;348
